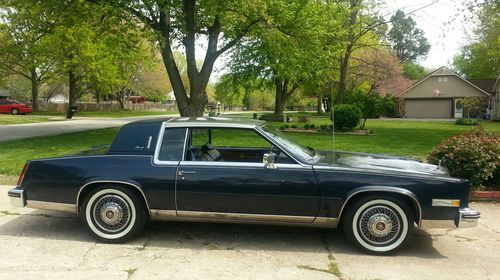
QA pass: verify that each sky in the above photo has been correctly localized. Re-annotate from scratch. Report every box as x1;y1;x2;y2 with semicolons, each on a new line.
383;0;472;70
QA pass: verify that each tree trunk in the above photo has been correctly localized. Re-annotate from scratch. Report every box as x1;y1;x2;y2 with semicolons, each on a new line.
316;92;322;115
68;70;77;107
274;79;299;115
30;69;39;112
335;0;359;105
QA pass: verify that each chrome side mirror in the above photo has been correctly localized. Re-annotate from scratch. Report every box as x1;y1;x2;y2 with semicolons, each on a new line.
263;153;277;169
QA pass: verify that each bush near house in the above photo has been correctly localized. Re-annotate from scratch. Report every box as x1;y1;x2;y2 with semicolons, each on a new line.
333;104;362;132
455;118;481;126
427;127;500;190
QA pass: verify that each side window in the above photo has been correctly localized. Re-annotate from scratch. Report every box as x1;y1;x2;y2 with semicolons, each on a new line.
211;129;270;148
186;127;295;163
157;128;186;161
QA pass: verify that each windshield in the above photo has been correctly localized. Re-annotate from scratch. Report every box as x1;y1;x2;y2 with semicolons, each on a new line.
259;124;321;164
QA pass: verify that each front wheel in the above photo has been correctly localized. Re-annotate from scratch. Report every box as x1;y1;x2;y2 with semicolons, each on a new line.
82;186;147;243
11;108;19;115
343;196;413;254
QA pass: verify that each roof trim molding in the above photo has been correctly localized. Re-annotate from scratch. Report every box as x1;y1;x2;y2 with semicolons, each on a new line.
396;66;491;98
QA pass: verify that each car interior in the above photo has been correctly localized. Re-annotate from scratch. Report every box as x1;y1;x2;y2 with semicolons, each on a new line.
184;128;295;164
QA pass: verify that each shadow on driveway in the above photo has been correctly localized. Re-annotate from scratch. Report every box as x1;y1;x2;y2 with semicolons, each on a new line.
0;210;444;259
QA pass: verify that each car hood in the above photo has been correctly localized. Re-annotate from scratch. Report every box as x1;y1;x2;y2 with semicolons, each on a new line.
315;150;450;177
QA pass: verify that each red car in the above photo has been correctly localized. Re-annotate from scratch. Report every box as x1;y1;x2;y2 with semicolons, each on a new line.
0;100;33;115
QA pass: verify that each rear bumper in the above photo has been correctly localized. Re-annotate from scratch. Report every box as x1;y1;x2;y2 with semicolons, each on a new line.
421;207;480;229
8;188;26;208
458;207;480;228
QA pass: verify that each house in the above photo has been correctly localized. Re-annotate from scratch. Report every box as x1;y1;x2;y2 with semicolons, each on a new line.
396;66;491;118
0;90;10;100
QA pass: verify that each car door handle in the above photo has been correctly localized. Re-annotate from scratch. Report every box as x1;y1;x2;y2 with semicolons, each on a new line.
178;170;196;176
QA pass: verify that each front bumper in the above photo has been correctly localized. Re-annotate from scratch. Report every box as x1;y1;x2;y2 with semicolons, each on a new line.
7;188;26;208
421;207;480;229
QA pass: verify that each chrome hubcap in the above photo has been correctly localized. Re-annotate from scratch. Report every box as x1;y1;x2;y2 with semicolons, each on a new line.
93;195;130;232
359;205;401;245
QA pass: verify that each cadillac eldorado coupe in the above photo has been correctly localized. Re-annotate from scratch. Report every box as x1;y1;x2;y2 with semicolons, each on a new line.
8;117;480;254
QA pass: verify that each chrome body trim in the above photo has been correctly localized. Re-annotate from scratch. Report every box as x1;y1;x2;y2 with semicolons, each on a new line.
8;188;26;208
177;210;314;223
177;161;311;170
149;209;337;228
76;180;151;214
165;120;260;129
152;121;184;166
337;186;423;227
312;217;339;228
432;199;460;207
313;165;462;183
26;200;77;213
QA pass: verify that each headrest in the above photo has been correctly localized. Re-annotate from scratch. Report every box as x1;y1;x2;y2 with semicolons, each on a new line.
202;143;214;152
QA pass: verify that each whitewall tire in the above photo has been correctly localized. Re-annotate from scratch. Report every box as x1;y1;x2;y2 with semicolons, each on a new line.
82;186;147;243
343;196;413;254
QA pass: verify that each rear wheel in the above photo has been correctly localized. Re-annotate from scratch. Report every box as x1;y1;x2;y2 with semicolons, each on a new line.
342;195;413;254
82;185;147;243
11;108;19;115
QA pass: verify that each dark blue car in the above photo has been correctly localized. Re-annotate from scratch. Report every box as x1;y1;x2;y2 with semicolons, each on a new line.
8;117;480;254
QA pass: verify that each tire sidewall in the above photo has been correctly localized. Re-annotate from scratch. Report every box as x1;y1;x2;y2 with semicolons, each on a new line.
82;186;146;242
343;196;413;254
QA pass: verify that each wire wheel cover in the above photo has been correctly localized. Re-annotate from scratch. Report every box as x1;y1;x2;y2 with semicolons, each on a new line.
93;195;131;233
358;205;401;245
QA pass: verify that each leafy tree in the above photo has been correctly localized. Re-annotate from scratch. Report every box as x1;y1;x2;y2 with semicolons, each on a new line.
214;74;244;108
0;0;58;111
333;0;389;104
348;49;405;95
460;97;480;118
387;10;430;63
230;0;345;115
345;90;394;129
453;2;499;79
86;0;267;117
402;62;426;80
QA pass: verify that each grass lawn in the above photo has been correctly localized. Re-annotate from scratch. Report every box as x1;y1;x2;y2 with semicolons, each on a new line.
0;128;119;179
0;114;60;126
33;110;178;118
1;114;499;185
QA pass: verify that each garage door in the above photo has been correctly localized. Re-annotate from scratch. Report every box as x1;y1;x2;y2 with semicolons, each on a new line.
405;99;452;118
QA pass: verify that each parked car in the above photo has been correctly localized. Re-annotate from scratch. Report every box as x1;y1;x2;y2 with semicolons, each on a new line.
0;100;33;115
8;117;480;254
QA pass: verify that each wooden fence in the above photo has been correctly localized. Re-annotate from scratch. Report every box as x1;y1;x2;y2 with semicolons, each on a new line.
38;102;178;112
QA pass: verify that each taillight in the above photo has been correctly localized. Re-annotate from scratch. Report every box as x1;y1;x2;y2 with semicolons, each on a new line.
17;162;29;186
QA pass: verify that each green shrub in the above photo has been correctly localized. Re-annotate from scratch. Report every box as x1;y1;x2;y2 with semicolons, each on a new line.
285;124;290;129
320;124;328;131
455;118;481;126
279;125;286;130
309;124;315;129
259;114;290;122
290;124;297;129
333;104;362;132
427;127;500;190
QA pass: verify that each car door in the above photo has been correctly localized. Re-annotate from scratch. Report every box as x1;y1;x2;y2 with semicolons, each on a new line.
175;127;320;223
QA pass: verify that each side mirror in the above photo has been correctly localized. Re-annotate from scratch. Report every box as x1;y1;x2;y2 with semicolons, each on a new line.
263;153;277;169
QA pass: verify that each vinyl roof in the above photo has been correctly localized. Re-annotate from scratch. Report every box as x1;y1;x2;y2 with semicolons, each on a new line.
129;117;265;128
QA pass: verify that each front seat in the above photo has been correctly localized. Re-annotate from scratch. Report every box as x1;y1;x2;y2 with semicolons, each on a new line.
200;143;223;161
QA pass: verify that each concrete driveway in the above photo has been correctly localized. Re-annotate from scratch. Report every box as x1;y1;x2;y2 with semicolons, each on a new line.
0;185;499;280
